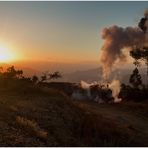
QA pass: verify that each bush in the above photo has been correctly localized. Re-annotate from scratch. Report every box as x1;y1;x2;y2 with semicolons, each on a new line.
119;83;148;102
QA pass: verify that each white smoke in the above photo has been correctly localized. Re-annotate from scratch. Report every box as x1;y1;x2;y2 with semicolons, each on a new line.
98;9;148;78
80;80;93;98
80;80;91;89
71;81;91;100
99;26;145;78
72;80;121;103
109;79;122;103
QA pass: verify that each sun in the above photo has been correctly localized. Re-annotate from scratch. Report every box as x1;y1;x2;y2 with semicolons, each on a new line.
0;45;16;62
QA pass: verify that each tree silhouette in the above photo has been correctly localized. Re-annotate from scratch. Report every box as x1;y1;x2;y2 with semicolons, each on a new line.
130;49;142;67
129;67;142;89
129;15;148;83
0;66;3;77
138;17;147;33
141;47;148;76
40;71;62;82
41;72;48;82
17;70;23;78
49;71;62;80
3;66;23;79
119;13;148;101
21;76;31;82
32;75;38;84
0;66;3;73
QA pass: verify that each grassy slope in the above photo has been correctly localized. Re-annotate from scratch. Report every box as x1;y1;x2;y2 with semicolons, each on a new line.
76;100;148;146
0;81;147;146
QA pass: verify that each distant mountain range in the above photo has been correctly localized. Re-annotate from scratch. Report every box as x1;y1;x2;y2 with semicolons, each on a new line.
0;61;147;84
62;67;148;84
62;67;103;83
11;60;100;74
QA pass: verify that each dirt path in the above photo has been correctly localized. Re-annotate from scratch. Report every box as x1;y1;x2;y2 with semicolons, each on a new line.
76;101;148;146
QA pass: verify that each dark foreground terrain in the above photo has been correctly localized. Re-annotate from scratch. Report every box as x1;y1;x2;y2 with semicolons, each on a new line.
0;81;148;146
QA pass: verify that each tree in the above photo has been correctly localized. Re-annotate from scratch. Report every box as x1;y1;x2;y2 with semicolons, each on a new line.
130;49;142;67
3;66;23;79
49;71;62;80
138;17;147;33
130;47;148;85
129;68;142;89
22;76;31;82
0;66;3;77
32;75;38;84
141;47;148;76
137;16;148;83
41;72;48;82
40;71;62;82
0;66;3;73
5;66;16;78
17;70;23;78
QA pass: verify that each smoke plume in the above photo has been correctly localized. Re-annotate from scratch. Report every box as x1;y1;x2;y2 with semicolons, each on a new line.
109;79;122;103
99;10;148;78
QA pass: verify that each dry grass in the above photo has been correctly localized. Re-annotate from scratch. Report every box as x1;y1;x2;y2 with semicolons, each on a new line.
0;80;147;146
9;105;18;112
72;106;136;146
16;116;48;140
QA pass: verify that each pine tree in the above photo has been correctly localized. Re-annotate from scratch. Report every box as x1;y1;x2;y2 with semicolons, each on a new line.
129;68;142;89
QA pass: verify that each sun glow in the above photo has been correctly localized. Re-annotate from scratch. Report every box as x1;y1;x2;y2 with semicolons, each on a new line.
0;45;16;62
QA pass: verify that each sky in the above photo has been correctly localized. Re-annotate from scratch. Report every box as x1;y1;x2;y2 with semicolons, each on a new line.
0;1;148;63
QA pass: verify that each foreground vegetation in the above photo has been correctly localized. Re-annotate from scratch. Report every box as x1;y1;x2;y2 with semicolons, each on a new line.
0;66;147;146
0;81;141;146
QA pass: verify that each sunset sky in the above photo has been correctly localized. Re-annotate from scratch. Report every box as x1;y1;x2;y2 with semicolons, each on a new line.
0;1;148;63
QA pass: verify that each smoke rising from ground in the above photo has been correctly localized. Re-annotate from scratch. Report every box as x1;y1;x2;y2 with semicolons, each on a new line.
99;10;148;78
109;79;122;103
99;26;145;78
72;80;121;103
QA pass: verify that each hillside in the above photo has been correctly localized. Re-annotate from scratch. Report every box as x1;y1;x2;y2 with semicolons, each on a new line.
0;80;148;146
76;100;148;146
63;67;148;84
11;60;100;74
2;61;147;84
